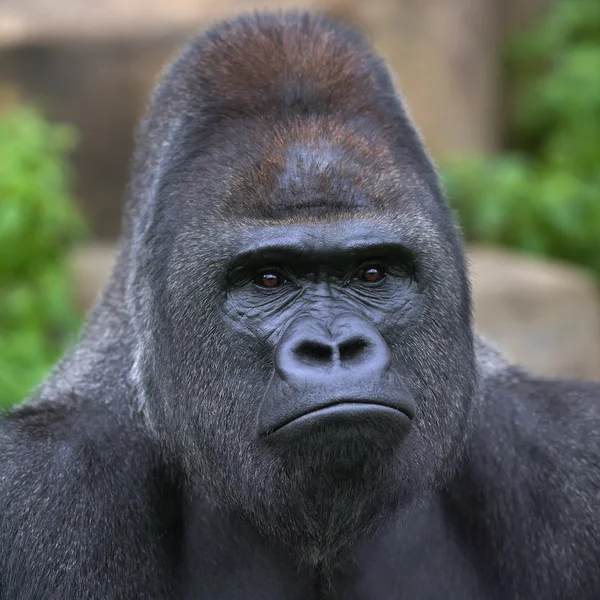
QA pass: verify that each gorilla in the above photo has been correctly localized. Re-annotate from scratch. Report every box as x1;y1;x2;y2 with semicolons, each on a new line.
1;10;599;600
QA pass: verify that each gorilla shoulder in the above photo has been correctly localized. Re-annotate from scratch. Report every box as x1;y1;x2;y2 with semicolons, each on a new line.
475;340;600;508
450;350;600;597
0;400;179;598
478;352;600;452
476;338;600;433
0;399;153;478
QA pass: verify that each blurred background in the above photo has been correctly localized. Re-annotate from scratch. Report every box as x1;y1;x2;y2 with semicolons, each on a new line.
1;0;599;407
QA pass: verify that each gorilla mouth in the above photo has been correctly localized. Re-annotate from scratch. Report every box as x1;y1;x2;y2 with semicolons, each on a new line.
263;400;413;440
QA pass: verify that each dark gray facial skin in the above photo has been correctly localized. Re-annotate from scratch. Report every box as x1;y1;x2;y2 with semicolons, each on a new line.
226;223;419;439
1;11;599;600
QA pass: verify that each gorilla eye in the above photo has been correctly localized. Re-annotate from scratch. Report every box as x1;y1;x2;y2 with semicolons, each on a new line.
254;270;284;288
357;264;386;283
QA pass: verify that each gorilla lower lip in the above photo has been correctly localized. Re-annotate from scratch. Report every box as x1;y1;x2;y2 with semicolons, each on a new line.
264;401;412;439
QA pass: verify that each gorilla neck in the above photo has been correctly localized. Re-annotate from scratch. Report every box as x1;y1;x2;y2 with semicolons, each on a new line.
189;472;406;575
186;436;419;571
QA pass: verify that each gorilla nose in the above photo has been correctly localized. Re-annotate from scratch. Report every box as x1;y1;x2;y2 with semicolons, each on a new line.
275;315;391;383
260;315;411;439
294;336;371;366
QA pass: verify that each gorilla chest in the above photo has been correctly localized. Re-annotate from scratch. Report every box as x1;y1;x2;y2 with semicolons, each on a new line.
181;537;490;600
180;503;493;600
327;505;493;600
330;524;492;599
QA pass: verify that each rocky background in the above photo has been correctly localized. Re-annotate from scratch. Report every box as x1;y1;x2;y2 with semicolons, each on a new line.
2;0;599;381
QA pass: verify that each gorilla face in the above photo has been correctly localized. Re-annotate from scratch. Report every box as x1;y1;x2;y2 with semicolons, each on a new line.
228;221;418;444
125;14;479;566
132;120;479;565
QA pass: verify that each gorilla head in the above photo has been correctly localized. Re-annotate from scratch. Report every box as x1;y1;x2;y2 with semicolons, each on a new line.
124;12;479;566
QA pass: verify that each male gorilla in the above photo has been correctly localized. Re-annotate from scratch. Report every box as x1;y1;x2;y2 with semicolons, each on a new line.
1;11;599;600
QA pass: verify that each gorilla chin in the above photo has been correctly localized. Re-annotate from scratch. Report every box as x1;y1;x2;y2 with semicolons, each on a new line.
250;417;413;570
262;401;412;486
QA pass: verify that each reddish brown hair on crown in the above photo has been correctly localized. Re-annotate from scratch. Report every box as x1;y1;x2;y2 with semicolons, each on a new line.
188;11;396;120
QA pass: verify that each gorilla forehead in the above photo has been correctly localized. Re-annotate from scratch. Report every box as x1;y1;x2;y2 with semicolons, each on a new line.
272;142;371;216
179;115;438;224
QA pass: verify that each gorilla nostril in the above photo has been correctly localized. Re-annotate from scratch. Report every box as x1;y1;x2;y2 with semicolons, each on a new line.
339;337;370;362
294;340;334;364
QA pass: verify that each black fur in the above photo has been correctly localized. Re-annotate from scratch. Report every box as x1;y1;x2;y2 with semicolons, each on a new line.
1;11;599;599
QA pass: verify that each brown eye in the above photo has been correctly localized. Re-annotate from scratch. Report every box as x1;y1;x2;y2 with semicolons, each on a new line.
358;264;386;283
254;270;283;288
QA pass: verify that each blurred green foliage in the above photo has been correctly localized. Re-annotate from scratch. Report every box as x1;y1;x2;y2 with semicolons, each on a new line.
0;105;86;408
443;0;600;276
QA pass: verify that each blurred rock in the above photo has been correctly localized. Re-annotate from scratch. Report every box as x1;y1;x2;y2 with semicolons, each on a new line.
0;0;313;45
70;244;600;382
69;243;117;311
471;246;600;382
